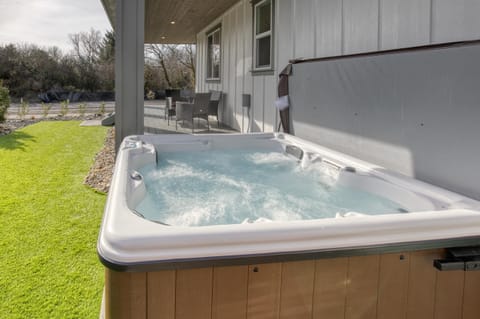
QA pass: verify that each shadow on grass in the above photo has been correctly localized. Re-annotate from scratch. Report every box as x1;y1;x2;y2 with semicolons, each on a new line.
0;131;36;151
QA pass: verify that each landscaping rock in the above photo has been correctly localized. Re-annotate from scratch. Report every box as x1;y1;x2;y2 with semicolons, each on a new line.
83;128;115;193
0;120;38;136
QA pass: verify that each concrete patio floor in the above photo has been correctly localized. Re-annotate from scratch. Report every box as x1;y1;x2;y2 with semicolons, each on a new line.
144;100;238;135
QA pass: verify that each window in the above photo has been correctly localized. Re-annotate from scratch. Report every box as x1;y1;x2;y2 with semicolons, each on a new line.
206;27;221;80
253;0;273;70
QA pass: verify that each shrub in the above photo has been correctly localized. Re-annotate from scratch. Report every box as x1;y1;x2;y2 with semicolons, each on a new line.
41;102;52;119
79;103;87;118
99;102;106;115
146;90;155;100
18;98;29;121
60;99;69;117
0;81;10;122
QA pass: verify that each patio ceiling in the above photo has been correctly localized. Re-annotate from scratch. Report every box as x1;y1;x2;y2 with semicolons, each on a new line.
101;0;240;44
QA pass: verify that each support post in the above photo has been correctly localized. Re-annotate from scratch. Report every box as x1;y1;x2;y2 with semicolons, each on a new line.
115;0;145;150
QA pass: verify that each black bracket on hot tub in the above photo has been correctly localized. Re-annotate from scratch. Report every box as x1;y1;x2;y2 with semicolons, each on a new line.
434;246;480;271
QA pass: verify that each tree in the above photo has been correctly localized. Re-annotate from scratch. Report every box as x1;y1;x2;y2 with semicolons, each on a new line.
69;28;102;64
169;44;196;84
146;44;174;88
146;44;196;89
98;30;115;91
0;28;195;100
68;28;103;91
99;30;115;63
0;80;10;122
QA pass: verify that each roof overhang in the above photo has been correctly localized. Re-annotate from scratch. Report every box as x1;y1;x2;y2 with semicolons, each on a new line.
101;0;240;44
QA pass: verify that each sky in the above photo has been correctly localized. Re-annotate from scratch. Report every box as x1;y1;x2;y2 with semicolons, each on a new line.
0;0;111;53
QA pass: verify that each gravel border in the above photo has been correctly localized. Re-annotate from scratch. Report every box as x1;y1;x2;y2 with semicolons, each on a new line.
83;128;115;193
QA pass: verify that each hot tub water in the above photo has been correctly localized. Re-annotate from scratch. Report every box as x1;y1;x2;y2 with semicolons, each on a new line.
136;149;404;226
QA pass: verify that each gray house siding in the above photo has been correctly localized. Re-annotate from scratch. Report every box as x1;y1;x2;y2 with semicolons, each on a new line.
196;0;480;133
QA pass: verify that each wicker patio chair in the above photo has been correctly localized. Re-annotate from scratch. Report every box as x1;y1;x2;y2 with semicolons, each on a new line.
175;92;211;133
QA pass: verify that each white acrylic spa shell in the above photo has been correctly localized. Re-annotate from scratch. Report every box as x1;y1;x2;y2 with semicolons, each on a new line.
98;133;480;265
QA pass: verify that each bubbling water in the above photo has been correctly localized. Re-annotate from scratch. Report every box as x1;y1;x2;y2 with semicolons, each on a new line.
136;149;403;226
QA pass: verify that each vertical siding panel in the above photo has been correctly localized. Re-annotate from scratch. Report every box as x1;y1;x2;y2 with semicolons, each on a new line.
462;271;480;319
272;0;280;130
234;6;241;130
204;32;209;92
345;255;380;319
247;263;282;319
195;34;201;92
434;271;465;319
222;12;230;126
198;33;202;92
312;258;348;319
105;270;147;319
261;76;266;131
275;0;294;131
244;0;253;132
263;75;276;132
315;0;343;57
196;33;204;92
176;268;213;319
201;33;205;92
293;0;315;59
279;261;315;319
228;10;238;129
432;0;480;43
235;4;245;131
343;0;379;54
406;250;443;319
377;253;410;319
226;12;233;127
212;266;249;319
147;271;175;319
276;0;294;69
252;76;264;132
219;14;229;124
243;0;253;82
203;31;208;92
380;0;431;50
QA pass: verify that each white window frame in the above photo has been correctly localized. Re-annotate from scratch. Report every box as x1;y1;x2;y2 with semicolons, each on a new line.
253;0;273;71
206;27;221;80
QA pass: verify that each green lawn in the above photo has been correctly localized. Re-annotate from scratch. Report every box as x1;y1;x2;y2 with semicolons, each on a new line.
0;121;108;318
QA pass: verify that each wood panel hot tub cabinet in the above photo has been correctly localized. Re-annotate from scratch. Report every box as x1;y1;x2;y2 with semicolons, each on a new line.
104;249;480;319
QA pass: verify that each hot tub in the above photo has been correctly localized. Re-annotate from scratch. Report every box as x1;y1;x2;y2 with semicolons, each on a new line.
98;133;480;319
98;133;480;269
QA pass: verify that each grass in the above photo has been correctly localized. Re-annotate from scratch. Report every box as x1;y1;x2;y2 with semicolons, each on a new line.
0;121;108;318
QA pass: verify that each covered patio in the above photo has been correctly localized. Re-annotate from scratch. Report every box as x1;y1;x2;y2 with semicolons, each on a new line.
100;0;240;147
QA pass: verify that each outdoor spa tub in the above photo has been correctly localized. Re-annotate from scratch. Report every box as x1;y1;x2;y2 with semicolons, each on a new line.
98;133;480;319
